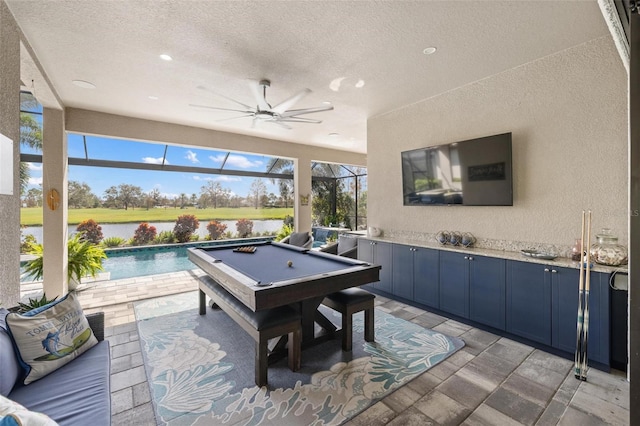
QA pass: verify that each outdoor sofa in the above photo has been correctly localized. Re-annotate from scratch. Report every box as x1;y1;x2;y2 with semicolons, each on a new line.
0;305;111;426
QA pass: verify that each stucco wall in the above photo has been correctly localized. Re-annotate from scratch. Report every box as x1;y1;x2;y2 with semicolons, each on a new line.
367;36;628;249
0;1;21;306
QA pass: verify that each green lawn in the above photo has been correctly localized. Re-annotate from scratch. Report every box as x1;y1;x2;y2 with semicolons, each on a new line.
20;207;294;226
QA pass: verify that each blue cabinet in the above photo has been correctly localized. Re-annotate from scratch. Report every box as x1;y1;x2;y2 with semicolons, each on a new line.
440;252;505;325
439;252;470;318
392;244;439;306
551;268;610;365
358;239;393;293
506;261;552;345
469;256;506;330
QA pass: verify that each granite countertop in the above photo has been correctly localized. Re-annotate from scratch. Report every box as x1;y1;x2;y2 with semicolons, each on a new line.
359;235;628;275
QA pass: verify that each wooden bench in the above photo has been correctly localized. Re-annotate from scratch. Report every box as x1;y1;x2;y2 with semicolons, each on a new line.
198;275;301;387
322;287;375;351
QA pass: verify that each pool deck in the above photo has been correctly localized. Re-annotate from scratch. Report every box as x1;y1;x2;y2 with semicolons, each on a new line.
23;270;630;425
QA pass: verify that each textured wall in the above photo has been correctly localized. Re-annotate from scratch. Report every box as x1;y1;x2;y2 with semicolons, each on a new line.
0;2;21;306
368;36;628;248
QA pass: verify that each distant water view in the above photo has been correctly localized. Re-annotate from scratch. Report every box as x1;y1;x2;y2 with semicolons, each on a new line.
22;219;285;244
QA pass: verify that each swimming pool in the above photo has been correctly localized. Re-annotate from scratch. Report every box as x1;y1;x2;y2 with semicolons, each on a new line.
102;237;274;281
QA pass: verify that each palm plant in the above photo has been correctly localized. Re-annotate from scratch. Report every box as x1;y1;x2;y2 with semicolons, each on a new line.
23;233;107;290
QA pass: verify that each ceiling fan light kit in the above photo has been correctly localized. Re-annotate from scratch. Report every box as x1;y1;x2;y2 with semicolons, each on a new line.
191;79;333;129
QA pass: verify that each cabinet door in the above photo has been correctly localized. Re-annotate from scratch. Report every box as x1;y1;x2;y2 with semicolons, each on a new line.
357;238;374;263
392;244;414;300
469;256;506;330
439;251;469;318
552;268;609;365
373;241;393;293
413;247;439;309
506;261;552;345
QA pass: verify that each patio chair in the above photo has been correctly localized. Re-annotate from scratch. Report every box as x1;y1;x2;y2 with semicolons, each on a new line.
279;231;314;249
319;234;358;258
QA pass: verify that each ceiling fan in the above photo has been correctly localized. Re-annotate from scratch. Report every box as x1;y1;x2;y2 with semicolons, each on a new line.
190;79;333;129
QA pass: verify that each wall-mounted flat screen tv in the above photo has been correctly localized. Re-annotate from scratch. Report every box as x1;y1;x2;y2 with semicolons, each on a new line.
402;132;513;206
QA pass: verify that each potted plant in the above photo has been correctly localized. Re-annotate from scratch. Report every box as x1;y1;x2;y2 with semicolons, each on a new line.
23;233;107;291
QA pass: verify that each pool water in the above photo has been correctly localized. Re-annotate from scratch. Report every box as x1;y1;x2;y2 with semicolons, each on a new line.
103;238;273;281
103;246;196;280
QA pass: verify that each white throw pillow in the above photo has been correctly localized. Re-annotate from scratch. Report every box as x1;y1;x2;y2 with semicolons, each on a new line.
6;293;98;385
0;395;58;425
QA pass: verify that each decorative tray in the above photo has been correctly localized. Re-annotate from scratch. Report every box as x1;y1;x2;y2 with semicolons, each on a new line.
520;249;557;260
233;246;257;253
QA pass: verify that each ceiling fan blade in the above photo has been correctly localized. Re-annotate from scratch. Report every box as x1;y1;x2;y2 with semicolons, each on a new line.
278;117;323;124
196;85;253;110
271;88;311;114
249;81;271;111
279;105;334;118
216;114;254;122
271;121;292;130
189;103;253;114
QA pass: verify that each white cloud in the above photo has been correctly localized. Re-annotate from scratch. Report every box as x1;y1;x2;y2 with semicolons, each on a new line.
142;157;167;165
27;163;42;171
185;150;199;164
209;154;263;169
28;177;42;186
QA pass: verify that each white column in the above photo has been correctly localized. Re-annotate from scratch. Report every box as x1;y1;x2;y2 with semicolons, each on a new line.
42;107;68;298
293;156;312;233
0;1;22;306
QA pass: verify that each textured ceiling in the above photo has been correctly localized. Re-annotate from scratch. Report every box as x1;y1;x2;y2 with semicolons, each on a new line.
7;0;609;154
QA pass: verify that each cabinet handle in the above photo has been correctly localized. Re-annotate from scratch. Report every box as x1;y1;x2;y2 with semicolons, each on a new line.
468;256;474;261
544;268;550;272
464;256;468;260
551;269;558;273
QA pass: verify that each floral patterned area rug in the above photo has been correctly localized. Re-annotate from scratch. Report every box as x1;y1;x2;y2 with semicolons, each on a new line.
135;292;464;426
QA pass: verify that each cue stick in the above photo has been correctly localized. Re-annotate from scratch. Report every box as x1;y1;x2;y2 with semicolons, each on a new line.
574;211;586;379
580;210;593;381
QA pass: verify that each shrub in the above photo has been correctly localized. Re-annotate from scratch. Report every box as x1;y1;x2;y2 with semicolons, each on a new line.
206;220;227;240
76;219;104;244
283;215;294;227
133;222;157;245
236;219;254;238
174;214;199;243
20;234;37;253
102;236;125;248
154;231;175;244
275;224;293;241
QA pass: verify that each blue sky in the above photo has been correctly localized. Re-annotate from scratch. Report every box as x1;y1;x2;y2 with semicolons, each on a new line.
24;134;283;199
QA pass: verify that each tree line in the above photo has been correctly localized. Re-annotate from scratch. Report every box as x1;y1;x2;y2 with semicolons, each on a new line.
21;178;293;210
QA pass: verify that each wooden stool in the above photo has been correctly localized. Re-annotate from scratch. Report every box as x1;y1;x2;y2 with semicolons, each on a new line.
322;288;375;351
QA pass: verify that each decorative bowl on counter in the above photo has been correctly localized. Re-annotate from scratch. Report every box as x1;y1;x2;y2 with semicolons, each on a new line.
590;228;627;266
367;226;382;237
520;249;557;260
436;231;449;245
461;232;476;247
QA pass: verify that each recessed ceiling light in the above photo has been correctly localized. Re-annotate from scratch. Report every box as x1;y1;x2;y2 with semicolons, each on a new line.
423;47;437;55
355;80;365;88
322;101;332;105
72;80;96;89
160;54;173;61
148;96;159;100
328;133;340;137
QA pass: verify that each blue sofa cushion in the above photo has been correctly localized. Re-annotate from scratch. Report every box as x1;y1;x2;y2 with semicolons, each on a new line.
9;341;110;426
6;293;98;385
0;395;57;425
0;310;20;397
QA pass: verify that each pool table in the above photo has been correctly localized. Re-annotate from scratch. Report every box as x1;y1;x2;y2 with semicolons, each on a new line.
187;240;381;345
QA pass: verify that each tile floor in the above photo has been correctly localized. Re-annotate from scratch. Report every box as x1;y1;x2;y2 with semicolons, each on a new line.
60;270;628;425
